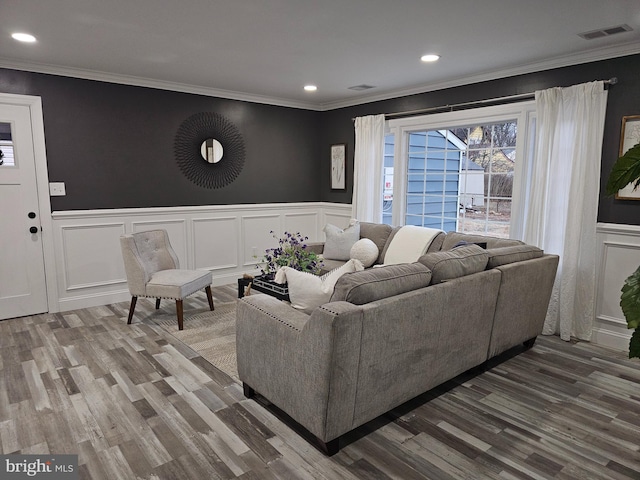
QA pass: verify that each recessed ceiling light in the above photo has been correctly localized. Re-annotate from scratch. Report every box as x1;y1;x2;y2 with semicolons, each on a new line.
420;54;440;62
304;85;318;92
12;33;37;43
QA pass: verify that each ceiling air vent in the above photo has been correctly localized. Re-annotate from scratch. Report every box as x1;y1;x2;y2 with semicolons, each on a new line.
578;24;632;40
348;84;376;91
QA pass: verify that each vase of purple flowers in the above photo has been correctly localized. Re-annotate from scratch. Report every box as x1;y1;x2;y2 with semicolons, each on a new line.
258;231;323;277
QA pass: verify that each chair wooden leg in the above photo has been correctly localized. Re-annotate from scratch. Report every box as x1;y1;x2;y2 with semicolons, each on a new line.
155;298;161;309
176;299;184;330
205;285;215;311
127;296;137;324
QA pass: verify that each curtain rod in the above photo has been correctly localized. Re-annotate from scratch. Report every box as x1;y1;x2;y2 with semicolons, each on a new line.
355;77;617;121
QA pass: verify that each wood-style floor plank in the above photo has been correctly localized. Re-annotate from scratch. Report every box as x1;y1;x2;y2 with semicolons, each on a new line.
0;284;639;479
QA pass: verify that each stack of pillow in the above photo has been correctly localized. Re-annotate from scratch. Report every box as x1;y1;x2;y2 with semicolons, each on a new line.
274;220;445;314
275;220;374;314
322;220;379;268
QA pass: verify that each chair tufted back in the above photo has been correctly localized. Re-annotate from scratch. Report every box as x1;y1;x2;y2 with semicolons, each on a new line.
120;230;180;296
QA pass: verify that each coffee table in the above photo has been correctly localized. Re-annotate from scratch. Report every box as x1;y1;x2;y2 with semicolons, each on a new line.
238;274;290;301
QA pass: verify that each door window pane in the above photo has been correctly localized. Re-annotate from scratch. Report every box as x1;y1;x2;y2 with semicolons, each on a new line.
0;123;14;167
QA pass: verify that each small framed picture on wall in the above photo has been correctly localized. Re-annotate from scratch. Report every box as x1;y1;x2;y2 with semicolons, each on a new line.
331;144;346;190
617;115;640;200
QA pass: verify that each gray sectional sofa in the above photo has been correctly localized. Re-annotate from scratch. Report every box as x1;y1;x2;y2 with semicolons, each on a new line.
236;223;559;455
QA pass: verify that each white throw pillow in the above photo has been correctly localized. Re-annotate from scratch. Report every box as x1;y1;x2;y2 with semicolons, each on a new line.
276;259;364;314
350;238;379;268
323;220;360;261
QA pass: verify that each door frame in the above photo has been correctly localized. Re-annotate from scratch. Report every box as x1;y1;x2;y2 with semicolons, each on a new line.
1;92;58;314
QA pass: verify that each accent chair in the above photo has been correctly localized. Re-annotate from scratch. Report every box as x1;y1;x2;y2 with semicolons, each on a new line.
120;229;214;330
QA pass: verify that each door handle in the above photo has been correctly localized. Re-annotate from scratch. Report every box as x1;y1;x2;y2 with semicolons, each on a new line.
29;226;38;234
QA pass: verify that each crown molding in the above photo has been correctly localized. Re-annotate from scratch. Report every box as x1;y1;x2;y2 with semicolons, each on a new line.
317;42;640;111
0;58;322;111
1;41;639;112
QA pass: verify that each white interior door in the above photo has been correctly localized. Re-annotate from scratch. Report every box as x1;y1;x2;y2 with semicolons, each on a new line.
0;103;48;320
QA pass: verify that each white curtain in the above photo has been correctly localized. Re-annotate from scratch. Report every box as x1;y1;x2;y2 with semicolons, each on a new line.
523;81;608;341
352;114;385;222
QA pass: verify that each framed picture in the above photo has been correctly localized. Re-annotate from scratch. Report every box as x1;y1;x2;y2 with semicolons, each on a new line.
331;144;346;190
617;115;640;200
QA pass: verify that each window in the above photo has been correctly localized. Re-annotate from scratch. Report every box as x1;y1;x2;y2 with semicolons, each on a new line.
386;102;536;239
382;133;394;225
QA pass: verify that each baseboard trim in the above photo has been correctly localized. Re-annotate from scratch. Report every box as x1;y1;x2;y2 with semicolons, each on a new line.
57;290;132;312
590;327;631;352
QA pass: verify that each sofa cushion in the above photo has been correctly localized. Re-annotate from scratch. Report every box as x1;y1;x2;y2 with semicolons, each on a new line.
359;222;393;263
418;244;489;284
331;262;432;305
350;238;379;268
486;245;543;268
441;232;524;251
275;259;364;314
323;221;360;261
317;258;345;275
425;231;446;252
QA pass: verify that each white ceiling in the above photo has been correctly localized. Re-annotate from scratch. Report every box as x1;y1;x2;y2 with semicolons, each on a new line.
1;0;639;110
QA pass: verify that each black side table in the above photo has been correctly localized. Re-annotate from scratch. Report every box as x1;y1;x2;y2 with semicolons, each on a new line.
238;275;290;302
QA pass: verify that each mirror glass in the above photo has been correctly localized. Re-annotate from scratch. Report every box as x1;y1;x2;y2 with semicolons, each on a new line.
0;122;14;167
200;139;224;163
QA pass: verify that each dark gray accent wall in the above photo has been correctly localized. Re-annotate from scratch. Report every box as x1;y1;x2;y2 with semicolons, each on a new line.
319;53;640;226
0;68;321;210
2;54;640;224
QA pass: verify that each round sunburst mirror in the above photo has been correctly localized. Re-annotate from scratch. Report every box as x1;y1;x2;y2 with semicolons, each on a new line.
174;112;245;188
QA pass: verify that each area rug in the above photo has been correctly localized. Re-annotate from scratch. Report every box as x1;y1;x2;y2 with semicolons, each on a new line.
148;301;239;380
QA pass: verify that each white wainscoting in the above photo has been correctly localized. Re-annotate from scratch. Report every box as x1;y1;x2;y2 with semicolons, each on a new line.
50;210;629;351
594;222;640;351
50;202;352;312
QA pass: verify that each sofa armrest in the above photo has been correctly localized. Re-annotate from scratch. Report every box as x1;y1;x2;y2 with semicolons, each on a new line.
488;254;559;357
236;294;364;442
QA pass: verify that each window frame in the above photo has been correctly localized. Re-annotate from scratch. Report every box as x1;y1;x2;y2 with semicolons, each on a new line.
387;101;536;239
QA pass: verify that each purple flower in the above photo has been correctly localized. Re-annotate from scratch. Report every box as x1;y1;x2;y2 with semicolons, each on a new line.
257;230;323;275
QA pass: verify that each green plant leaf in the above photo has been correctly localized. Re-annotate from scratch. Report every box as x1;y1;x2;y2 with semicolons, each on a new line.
629;328;640;359
606;142;640;196
620;265;640;330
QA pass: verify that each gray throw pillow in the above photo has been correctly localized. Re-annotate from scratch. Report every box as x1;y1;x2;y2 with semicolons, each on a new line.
418;244;489;284
331;262;432;304
323;221;360;261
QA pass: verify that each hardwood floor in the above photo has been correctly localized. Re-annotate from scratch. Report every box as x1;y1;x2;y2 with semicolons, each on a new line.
1;285;639;479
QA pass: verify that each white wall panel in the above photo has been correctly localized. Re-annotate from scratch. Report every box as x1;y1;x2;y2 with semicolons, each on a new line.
50;203;351;311
193;216;238;270
60;223;126;290
595;223;640;351
241;214;281;267
283;212;320;241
